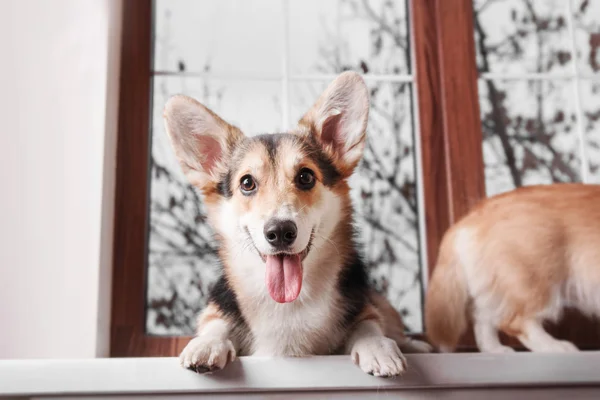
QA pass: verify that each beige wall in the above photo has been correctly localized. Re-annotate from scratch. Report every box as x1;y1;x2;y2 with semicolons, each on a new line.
0;0;122;358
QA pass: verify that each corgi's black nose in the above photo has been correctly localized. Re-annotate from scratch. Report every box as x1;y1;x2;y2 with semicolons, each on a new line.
264;219;297;248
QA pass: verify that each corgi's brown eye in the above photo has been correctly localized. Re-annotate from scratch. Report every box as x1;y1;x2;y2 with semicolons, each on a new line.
295;168;316;190
240;175;257;194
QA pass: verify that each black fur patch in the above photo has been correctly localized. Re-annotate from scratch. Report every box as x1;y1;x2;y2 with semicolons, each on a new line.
216;170;233;198
313;149;341;187
301;136;341;187
255;134;282;166
337;247;370;328
209;274;244;321
221;133;341;196
207;273;253;354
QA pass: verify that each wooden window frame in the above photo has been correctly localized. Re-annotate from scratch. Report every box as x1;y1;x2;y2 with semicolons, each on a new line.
110;0;599;357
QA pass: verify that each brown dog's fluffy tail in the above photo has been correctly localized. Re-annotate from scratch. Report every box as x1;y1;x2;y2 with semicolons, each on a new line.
425;230;469;352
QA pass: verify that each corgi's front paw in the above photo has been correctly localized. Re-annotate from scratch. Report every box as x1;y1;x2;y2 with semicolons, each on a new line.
179;337;236;373
351;336;406;377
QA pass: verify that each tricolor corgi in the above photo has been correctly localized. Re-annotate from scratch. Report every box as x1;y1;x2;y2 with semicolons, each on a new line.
426;183;600;353
164;72;432;377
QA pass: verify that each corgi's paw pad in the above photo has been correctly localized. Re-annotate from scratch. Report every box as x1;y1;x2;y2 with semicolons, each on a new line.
351;336;406;377
179;337;236;373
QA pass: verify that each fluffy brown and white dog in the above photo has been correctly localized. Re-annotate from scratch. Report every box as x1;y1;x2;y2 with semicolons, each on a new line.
426;183;600;353
163;72;431;377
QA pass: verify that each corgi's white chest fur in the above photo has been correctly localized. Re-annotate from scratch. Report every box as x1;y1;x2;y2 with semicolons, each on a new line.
228;231;348;356
231;252;345;356
243;288;344;356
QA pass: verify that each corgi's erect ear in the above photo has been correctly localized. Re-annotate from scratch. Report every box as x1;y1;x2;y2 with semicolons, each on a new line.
299;71;369;176
163;95;243;191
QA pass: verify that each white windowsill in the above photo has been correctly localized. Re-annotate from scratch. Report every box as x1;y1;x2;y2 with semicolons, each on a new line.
2;353;600;398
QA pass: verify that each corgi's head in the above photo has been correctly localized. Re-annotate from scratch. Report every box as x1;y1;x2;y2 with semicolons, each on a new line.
164;72;369;304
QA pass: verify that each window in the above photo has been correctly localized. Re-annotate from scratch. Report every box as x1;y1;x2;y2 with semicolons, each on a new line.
474;0;600;195
149;0;424;336
111;0;600;356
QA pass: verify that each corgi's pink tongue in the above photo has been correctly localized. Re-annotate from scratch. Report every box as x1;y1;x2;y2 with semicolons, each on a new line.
265;254;302;303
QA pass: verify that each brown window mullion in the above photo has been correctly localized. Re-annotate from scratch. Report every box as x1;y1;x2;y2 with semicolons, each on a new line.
412;0;485;352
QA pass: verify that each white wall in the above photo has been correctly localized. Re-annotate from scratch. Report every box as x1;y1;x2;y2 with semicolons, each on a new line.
0;0;121;359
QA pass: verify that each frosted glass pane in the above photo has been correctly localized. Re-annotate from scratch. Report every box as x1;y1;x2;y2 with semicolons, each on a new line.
474;0;572;74
479;79;583;196
572;0;600;75
154;0;283;77
580;80;600;183
288;0;410;76
146;0;423;336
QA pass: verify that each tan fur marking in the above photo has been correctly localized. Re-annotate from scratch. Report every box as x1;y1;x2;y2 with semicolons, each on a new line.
370;291;407;344
354;303;383;325
196;303;224;332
